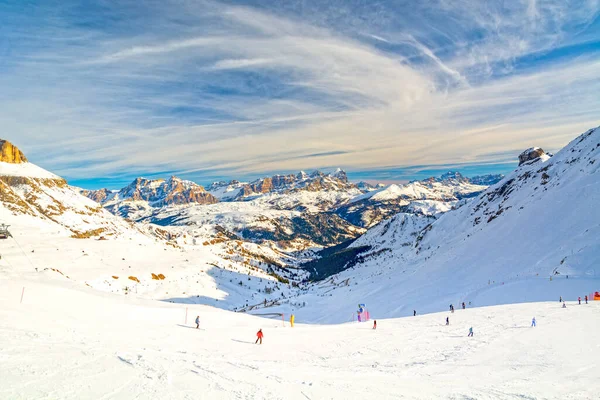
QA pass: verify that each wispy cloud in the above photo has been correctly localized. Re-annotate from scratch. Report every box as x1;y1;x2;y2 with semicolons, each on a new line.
0;0;598;187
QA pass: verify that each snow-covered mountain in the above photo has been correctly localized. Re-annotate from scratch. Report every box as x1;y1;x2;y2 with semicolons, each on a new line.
356;181;387;191
290;126;600;322
0;139;305;311
81;176;219;220
81;167;502;257
205;179;246;201
334;172;498;228
221;168;359;201
0;139;138;238
82;169;367;252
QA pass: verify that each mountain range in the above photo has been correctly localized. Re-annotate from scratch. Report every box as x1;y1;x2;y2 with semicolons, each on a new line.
2;126;597;321
291;126;600;322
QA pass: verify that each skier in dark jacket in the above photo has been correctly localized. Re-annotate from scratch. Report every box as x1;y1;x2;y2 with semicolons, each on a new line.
195;316;200;329
413;310;416;316
445;317;449;325
462;302;466;310
585;295;588;304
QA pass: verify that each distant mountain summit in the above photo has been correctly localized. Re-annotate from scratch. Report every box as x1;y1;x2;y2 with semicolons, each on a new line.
232;169;356;199
81;176;219;219
335;171;500;228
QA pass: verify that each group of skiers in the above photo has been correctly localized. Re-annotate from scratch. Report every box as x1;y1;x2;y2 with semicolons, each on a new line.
448;303;475;336
559;295;589;307
192;294;593;344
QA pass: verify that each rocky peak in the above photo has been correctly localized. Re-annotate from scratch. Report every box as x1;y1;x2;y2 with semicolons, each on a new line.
439;171;467;183
518;147;546;166
79;188;113;204
0;139;28;164
110;176;218;206
207;181;228;191
329;168;348;182
297;171;309;180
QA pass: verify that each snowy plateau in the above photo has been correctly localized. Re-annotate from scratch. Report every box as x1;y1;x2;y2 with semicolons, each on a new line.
0;127;599;399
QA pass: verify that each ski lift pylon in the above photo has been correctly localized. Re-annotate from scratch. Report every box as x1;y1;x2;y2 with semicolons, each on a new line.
0;223;12;239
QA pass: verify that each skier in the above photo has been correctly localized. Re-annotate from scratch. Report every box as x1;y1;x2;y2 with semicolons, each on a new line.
559;296;563;302
445;317;449;326
562;302;567;308
413;310;416;317
531;317;536;327
195;315;200;329
451;305;454;313
255;329;264;345
462;302;466;310
373;320;377;330
449;304;453;312
578;297;581;305
467;327;473;337
585;295;588;304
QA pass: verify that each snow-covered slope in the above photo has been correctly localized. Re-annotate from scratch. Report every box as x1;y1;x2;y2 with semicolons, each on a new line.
2;278;598;399
206;179;247;200
0;140;302;311
282;127;600;322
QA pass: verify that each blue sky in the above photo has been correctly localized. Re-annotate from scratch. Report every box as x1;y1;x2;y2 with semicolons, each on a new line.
1;0;599;189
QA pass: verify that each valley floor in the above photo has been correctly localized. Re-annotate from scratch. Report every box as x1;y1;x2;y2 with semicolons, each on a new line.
1;279;599;400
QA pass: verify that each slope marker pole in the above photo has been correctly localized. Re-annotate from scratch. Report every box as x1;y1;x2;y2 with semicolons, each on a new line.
20;287;25;304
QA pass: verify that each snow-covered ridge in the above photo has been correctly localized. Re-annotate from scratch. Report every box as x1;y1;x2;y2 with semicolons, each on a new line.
0;143;144;238
0;161;61;180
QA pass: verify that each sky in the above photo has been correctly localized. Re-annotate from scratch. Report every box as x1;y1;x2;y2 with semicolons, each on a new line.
1;0;599;189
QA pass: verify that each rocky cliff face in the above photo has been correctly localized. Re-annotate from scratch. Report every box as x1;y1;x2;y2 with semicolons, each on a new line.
518;147;547;166
79;188;113;204
236;169;356;199
82;176;219;219
0;140;28;164
123;176;219;206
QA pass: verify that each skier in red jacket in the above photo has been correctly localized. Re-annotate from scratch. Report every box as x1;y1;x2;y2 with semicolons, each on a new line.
255;329;264;344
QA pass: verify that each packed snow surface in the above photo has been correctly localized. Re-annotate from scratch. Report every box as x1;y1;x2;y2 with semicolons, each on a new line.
1;279;599;400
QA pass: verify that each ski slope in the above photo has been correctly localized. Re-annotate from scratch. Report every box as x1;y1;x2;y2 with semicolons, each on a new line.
278;127;600;323
1;279;599;400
